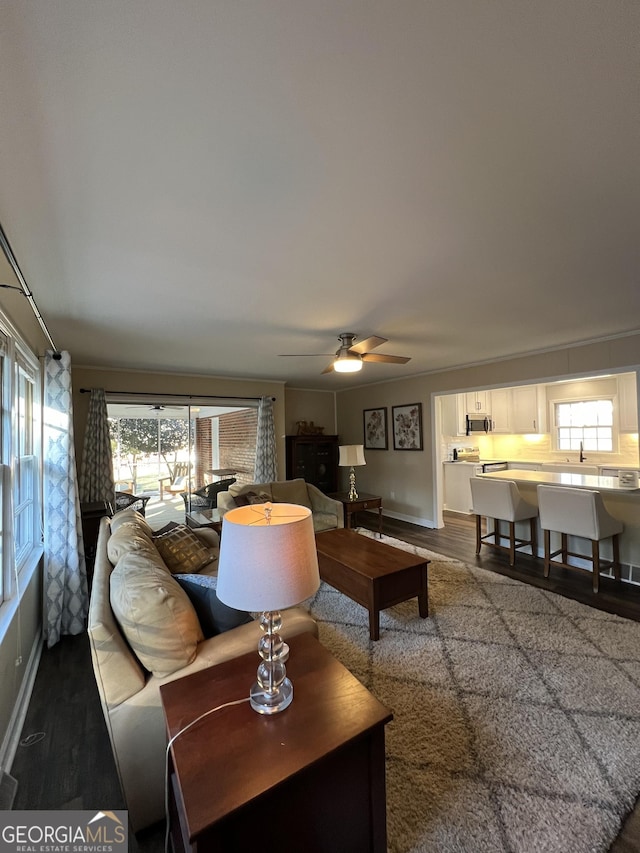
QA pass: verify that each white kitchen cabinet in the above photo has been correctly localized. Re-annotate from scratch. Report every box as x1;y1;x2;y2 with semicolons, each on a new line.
599;467;620;478
490;388;511;433
508;462;542;471
443;463;479;513
464;391;490;414
511;385;547;433
440;394;463;436
600;466;640;479
618;373;638;432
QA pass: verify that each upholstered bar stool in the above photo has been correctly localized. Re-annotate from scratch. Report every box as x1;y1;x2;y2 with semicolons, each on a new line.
470;477;538;566
536;485;623;593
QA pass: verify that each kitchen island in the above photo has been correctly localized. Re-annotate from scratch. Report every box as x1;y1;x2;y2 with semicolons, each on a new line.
478;468;640;578
480;468;639;493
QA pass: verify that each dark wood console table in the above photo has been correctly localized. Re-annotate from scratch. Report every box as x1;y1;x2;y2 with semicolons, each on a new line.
161;633;392;853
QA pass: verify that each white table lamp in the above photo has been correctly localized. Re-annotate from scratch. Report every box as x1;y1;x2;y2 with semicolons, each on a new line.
339;444;366;501
216;502;320;715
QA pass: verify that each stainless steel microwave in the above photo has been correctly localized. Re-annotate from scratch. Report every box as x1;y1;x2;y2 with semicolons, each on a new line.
466;415;493;434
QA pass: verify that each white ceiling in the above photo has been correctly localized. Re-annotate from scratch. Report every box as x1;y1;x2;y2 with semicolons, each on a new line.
0;1;639;390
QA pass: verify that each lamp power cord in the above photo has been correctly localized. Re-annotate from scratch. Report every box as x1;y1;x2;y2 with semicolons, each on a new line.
163;696;249;852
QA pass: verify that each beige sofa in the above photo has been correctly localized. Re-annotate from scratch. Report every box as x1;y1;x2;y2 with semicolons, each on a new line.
87;508;318;832
217;478;344;532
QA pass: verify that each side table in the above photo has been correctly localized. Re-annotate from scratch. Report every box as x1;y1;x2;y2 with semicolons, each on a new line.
185;508;222;536
329;491;383;537
161;633;392;853
80;500;111;588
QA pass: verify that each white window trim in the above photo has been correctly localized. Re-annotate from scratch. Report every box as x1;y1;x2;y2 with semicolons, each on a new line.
550;394;618;454
0;310;43;612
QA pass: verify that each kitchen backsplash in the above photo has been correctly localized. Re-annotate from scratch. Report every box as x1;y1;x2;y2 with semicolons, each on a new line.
444;432;639;467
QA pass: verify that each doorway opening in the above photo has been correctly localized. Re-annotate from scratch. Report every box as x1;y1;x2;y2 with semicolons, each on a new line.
106;399;257;527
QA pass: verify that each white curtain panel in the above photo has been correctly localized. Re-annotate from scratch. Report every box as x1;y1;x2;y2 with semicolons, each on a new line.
79;388;115;504
43;351;88;647
254;396;278;483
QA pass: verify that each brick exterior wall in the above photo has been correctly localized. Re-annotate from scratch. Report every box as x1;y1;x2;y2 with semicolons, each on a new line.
194;408;257;488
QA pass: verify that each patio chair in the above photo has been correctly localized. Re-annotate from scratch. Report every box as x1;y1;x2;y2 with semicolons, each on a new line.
181;478;237;512
113;491;151;517
159;462;192;499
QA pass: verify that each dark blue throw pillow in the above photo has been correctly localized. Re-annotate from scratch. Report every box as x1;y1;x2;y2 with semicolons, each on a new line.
176;574;253;638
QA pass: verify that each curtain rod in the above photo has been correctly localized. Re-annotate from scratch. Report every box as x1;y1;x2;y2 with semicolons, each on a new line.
79;389;276;402
0;221;61;358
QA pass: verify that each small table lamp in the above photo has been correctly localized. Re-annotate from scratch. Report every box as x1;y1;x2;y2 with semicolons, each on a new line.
339;444;366;501
216;502;320;715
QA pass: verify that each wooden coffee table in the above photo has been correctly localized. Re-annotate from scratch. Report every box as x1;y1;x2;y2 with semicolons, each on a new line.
161;633;392;853
316;528;429;640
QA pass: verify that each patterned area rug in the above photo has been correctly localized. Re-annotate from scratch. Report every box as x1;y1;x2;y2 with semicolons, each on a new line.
307;529;640;853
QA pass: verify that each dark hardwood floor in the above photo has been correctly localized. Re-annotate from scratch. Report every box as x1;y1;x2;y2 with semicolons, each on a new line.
361;511;640;622
8;511;640;852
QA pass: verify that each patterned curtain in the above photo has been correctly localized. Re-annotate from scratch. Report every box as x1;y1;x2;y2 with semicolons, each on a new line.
79;388;115;505
254;396;278;483
43;351;88;647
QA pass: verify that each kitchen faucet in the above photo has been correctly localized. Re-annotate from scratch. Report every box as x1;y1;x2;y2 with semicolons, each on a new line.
579;441;586;463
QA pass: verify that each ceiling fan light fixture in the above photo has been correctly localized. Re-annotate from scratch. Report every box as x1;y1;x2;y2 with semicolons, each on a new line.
333;350;363;373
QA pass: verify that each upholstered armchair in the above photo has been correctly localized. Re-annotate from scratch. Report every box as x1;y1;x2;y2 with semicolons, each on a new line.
181;478;237;512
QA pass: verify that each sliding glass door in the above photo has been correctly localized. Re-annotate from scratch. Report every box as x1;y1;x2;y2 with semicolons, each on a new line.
105;398;258;525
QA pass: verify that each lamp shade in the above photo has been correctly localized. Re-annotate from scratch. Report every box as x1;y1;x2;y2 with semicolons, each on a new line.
216;503;320;612
338;444;366;467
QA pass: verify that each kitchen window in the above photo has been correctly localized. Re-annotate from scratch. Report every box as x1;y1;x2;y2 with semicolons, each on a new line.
554;399;614;452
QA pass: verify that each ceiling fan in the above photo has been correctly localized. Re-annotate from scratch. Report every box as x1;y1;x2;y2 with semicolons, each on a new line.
279;333;411;374
125;404;184;412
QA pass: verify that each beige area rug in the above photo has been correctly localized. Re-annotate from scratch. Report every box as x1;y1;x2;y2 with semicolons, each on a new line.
307;529;640;853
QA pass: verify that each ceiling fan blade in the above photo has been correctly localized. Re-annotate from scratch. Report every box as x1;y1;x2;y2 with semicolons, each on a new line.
349;335;387;355
361;353;411;364
278;353;335;357
321;362;335;374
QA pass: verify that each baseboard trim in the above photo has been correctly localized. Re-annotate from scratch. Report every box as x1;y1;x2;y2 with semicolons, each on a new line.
0;633;43;774
380;508;437;529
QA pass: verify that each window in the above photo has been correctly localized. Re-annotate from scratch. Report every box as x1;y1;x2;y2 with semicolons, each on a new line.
0;330;6;601
555;399;614;452
14;350;40;568
0;319;42;607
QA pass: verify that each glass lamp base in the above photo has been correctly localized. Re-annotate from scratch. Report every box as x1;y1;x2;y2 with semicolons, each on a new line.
348;467;358;501
250;677;293;715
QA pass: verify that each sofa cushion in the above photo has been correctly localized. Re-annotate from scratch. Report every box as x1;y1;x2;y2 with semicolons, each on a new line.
229;482;273;500
107;522;155;565
271;478;312;509
110;550;204;677
176;574;254;638
153;525;215;574
233;490;271;507
110;508;154;538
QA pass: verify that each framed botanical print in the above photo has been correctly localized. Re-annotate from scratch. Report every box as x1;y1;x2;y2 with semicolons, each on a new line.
392;403;423;450
363;407;388;450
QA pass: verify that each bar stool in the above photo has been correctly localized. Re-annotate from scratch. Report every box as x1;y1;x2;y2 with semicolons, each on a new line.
470;477;538;566
536;485;623;593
